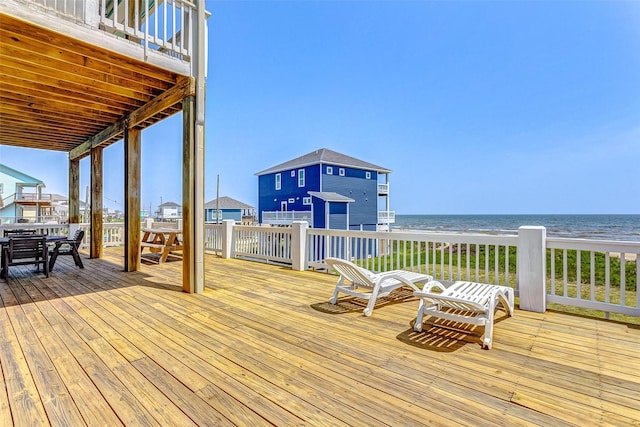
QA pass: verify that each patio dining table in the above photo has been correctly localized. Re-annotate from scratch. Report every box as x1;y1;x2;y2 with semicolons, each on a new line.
0;234;67;278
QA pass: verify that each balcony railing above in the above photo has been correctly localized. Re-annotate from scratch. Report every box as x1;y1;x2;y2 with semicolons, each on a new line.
100;0;194;61
378;210;396;224
262;211;312;225
23;0;195;61
378;183;389;195
1;193;55;205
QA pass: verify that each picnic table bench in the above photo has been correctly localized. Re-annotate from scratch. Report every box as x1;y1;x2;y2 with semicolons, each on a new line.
140;228;183;264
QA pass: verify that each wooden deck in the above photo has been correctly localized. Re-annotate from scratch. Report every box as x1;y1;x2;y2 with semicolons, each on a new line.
1;247;639;426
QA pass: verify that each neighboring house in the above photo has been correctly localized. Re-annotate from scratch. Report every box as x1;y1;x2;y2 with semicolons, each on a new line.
0;163;54;224
55;196;90;222
255;148;394;231
204;196;256;224
157;201;182;219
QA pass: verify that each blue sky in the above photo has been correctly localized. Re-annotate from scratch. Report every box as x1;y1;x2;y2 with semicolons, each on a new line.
1;0;639;214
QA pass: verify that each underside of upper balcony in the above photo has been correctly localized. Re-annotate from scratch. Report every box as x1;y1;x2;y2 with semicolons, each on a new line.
0;0;198;155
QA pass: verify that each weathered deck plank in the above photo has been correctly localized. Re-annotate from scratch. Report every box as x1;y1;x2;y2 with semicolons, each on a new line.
1;248;639;426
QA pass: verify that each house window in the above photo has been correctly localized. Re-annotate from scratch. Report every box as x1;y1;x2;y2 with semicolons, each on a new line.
366;171;371;179
298;169;305;187
339;168;345;176
275;173;281;190
291;170;296;177
326;166;333;175
303;197;311;205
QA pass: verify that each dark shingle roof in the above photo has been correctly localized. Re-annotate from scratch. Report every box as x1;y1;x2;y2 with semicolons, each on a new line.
159;201;181;207
204;196;254;210
255;148;391;176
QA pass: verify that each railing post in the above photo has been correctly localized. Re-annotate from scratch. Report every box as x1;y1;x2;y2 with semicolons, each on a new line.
291;221;308;271
68;223;80;238
517;226;547;312
85;0;100;27
221;219;235;259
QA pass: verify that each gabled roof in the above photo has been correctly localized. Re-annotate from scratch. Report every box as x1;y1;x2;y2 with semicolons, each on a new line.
204;196;254;210
159;201;181;207
0;163;45;186
255;148;391;176
308;191;355;203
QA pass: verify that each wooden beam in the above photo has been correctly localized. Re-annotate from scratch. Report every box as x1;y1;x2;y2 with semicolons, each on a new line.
90;146;103;259
124;127;141;272
70;120;125;160
68;159;80;224
128;76;194;129
69;78;194;160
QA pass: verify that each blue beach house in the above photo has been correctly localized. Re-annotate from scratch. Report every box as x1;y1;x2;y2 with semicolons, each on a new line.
255;148;394;230
204;196;256;224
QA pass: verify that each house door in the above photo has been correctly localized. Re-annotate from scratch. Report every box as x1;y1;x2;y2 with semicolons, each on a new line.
281;201;287;211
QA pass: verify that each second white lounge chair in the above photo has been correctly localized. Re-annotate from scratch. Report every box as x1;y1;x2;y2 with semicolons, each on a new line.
413;280;514;349
325;257;433;316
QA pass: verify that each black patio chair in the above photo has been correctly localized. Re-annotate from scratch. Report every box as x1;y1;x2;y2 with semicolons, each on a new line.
1;236;49;280
49;229;85;271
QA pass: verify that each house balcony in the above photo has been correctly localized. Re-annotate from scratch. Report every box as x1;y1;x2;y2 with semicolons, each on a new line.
1;246;638;425
378;210;396;224
0;0;204;152
262;210;312;225
1;192;56;206
377;183;389;195
13;0;194;66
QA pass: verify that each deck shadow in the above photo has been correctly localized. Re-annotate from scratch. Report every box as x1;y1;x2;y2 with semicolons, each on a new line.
141;253;183;265
310;288;417;315
398;311;513;351
397;321;474;352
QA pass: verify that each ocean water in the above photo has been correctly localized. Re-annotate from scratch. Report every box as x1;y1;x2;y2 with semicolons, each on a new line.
392;214;640;242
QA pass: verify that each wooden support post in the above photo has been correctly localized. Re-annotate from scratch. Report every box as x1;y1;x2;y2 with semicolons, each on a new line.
68;158;80;225
124;127;141;271
90;146;103;259
182;0;206;293
182;95;204;293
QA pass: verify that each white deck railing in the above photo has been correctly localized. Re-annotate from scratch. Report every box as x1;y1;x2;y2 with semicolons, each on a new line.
2;221;638;317
207;222;638;318
233;226;293;264
306;228;519;287
261;211;312;225
546;237;639;317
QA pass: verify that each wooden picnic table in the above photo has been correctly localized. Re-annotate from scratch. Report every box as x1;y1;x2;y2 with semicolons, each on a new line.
140;228;183;263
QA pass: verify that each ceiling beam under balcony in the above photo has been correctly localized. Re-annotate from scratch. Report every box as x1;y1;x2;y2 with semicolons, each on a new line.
69;77;196;160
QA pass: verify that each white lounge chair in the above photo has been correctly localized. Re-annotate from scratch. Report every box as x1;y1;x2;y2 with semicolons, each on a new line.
325;257;433;316
413;280;514;349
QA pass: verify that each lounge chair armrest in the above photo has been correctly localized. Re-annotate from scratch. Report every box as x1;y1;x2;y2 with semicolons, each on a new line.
416;280;447;294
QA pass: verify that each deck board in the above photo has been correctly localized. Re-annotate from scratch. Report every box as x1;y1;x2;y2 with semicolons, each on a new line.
1;248;640;426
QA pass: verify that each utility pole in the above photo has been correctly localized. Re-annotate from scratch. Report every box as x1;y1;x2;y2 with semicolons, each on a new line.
216;174;220;224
